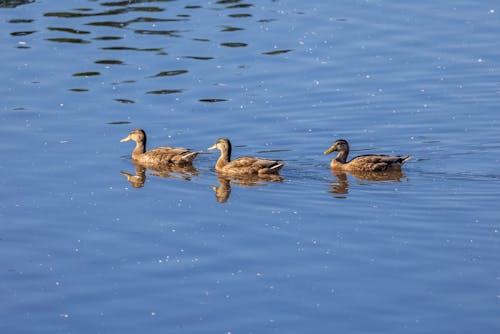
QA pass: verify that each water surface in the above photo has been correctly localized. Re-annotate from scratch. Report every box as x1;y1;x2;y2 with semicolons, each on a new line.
1;0;499;333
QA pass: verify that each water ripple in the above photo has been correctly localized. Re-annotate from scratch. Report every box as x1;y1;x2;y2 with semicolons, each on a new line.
44;6;164;19
46;37;91;44
147;89;184;95
47;27;90;34
150;70;189;78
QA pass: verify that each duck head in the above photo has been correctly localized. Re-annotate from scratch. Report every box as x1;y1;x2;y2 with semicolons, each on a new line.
120;129;147;145
324;139;349;155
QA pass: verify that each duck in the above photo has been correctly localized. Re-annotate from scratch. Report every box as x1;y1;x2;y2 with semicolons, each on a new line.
120;129;200;166
324;139;410;172
208;137;284;176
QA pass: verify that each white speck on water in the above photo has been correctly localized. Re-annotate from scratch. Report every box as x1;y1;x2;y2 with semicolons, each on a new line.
60;314;69;319
477;58;484;63
488;9;495;14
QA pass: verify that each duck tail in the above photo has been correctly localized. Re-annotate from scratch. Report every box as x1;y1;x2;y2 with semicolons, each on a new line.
182;151;201;163
270;162;284;171
401;155;411;164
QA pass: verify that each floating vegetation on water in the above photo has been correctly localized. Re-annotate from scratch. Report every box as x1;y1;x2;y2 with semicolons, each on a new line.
147;89;184;95
262;49;292;55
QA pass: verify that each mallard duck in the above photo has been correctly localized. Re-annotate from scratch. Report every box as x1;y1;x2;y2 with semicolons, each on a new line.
120;129;200;166
324;139;410;172
208;137;284;175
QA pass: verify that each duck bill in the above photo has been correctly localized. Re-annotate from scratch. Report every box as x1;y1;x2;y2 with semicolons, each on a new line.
207;144;217;150
120;135;131;143
323;145;336;155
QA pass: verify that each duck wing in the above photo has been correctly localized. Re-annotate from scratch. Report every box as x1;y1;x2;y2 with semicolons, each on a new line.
225;156;283;174
141;146;200;165
349;155;410;171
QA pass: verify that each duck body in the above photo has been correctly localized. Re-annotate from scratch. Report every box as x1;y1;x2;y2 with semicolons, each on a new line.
120;129;200;167
208;138;284;176
324;139;410;172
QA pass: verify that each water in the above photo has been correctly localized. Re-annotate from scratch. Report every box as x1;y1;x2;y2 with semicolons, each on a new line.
1;0;499;333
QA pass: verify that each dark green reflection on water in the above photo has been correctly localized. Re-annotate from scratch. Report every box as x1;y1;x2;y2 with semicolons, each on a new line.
44;6;164;19
10;30;36;36
8;19;34;23
150;70;188;77
199;98;227;103
147;89;184;95
0;0;34;8
95;59;125;65
46;37;91;44
47;27;91;34
72;71;101;77
101;46;164;52
263;49;292;55
86;17;186;29
220;42;247;47
115;98;135;104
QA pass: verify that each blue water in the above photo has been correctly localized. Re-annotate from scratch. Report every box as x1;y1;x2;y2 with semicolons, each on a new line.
1;0;499;333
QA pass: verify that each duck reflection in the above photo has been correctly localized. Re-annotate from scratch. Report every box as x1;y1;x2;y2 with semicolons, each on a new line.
328;169;407;196
120;163;199;188
211;174;284;203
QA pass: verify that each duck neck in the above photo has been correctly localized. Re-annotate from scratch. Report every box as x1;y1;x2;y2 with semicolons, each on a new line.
335;149;349;164
216;146;231;170
132;139;146;157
